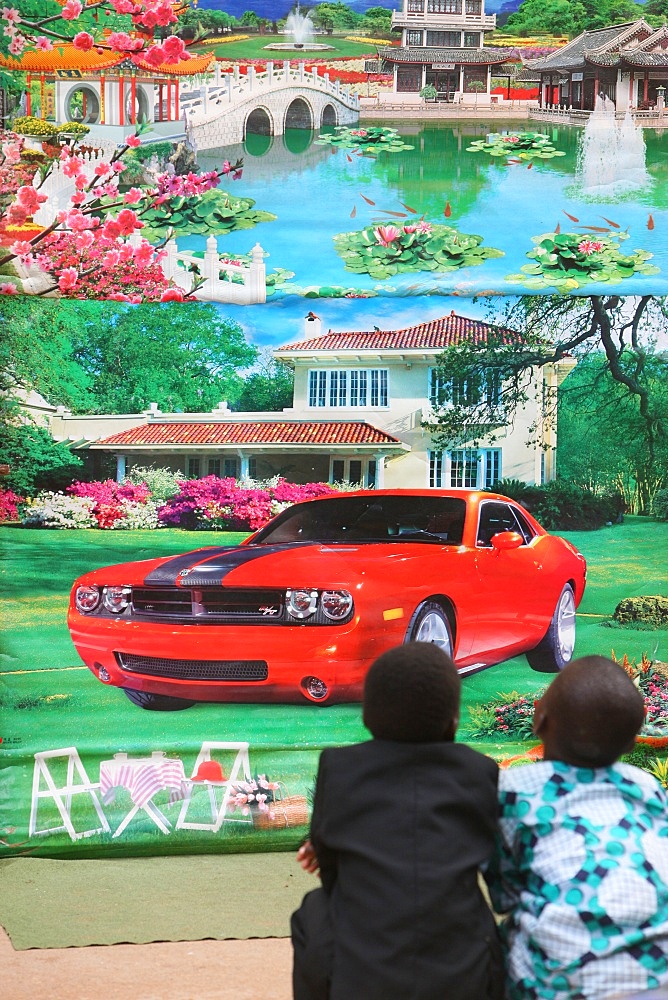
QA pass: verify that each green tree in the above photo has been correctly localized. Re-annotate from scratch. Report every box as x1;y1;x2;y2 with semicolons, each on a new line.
360;6;394;34
236;350;294;412
425;296;668;514
310;3;361;30
69;302;257;414
0;419;82;496
505;0;644;36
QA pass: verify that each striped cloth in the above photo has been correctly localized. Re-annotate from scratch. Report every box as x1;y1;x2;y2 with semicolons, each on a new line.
100;756;187;809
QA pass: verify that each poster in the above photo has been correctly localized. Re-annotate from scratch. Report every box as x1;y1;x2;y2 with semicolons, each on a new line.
0;0;667;859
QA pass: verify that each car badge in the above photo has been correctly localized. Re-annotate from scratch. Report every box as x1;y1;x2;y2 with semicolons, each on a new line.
259;605;279;616
178;568;192;578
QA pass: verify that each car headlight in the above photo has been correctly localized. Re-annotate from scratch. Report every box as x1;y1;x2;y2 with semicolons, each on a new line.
102;586;132;614
75;584;101;614
321;590;353;620
286;588;318;620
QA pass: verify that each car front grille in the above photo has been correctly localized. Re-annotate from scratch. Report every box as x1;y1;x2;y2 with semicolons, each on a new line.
116;652;269;681
131;587;284;622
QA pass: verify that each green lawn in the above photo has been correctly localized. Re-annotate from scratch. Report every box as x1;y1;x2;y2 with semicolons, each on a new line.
194;35;386;61
1;518;666;858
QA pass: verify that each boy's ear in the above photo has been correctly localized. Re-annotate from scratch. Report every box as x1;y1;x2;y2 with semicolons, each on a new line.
444;714;459;740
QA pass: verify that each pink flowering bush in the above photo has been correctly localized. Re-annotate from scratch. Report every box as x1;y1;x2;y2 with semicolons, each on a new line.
0;487;24;520
158;476;338;531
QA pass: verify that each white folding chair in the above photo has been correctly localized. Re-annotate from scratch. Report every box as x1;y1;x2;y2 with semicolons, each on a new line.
29;746;110;841
176;741;253;833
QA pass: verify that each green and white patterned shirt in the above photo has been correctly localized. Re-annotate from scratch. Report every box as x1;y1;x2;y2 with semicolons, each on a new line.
487;761;668;1000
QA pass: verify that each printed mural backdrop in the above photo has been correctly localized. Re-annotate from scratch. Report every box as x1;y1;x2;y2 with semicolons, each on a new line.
1;0;667;859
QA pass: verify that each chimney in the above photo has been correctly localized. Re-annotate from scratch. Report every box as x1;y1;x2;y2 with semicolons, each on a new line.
304;311;322;339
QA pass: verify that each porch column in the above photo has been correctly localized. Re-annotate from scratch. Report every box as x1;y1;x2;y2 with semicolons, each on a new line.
629;71;634;106
174;77;180;119
40;74;45;118
116;454;127;482
100;73;105;124
238;451;250;481
643;72;649;104
130;71;137;125
158;82;164;121
568;75;572;107
26;74;32;115
166;79;172;121
119;75;125;126
459;65;464;96
374;453;385;489
594;73;599;102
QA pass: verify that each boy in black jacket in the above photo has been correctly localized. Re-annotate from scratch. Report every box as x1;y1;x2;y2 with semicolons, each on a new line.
291;642;503;1000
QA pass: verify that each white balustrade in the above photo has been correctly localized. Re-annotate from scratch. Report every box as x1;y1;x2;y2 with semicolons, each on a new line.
160;237;266;304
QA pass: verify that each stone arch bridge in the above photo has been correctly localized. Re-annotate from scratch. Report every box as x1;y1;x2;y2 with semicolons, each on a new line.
181;61;360;151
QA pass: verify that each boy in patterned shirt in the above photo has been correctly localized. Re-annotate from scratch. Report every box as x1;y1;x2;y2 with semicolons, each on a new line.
487;655;668;1000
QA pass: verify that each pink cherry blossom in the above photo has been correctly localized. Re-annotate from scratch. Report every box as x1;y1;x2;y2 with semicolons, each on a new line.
35;36;53;51
125;134;141;148
58;267;78;291
143;44;165;67
114;208;143;236
10;240;33;260
123;187;143;204
61;0;83;19
73;31;95;51
133;241;155;266
161;35;188;62
94;161;111;177
100;182;118;197
17;185;47;213
62;156;84;178
75;231;95;251
110;0;135;13
8;34;25;54
374;225;401;247
107;31;139;51
0;282;18;294
1;7;20;23
6;204;28;226
70;192;86;206
2;141;21;163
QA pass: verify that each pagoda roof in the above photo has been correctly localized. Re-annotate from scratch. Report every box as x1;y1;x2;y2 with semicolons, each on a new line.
0;44;214;77
379;45;514;66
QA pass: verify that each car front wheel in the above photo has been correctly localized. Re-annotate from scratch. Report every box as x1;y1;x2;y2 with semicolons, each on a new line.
406;601;453;656
526;584;576;673
122;688;195;711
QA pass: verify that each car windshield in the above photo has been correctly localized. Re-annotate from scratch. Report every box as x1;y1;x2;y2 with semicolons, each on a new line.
251;496;467;545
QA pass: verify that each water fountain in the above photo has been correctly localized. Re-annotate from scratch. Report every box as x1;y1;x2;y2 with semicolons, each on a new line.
264;5;334;52
576;94;650;198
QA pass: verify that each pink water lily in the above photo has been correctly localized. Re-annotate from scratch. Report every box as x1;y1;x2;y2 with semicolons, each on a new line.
374;225;401;246
578;239;604;255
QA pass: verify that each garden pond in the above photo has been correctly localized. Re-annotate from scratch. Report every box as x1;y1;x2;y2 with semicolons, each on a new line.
186;118;668;300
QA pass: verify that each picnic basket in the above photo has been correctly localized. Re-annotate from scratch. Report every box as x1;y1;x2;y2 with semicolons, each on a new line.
253;783;309;830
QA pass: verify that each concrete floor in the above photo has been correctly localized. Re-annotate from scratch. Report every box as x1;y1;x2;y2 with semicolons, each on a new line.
1;926;293;1000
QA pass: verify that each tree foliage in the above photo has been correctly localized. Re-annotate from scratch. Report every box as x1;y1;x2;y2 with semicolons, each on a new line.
426;296;668;513
236;350;294;413
505;0;646;36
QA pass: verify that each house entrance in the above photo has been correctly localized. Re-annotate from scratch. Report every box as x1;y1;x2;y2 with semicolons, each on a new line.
425;70;458;102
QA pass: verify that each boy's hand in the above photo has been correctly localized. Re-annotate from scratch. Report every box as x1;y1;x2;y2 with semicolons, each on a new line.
297;839;320;875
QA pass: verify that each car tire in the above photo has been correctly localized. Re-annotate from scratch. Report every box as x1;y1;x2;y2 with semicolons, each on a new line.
122;688;195;711
526;584;576;673
406;601;453;656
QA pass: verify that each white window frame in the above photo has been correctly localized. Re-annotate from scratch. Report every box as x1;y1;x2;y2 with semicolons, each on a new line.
428;448;502;489
330;457;377;488
308;368;389;409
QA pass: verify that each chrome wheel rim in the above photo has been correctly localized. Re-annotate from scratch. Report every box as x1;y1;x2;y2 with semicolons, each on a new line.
415;612;452;654
557;588;576;662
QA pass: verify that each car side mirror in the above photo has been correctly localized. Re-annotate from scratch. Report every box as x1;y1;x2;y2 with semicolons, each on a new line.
490;531;524;552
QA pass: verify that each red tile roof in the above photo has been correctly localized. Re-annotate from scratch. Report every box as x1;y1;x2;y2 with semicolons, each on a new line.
95;421;404;448
276;312;518;354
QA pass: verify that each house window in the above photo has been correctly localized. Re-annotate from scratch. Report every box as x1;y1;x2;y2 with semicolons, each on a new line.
429;369;502;408
428;449;501;488
465;0;482;13
463;31;481;46
428;0;462;13
309;369;388;408
187;457;201;479
408;0;424;10
207;458;221;477
426;30;461;46
463;66;487;91
330;458;376;487
397;66;422;92
407;30;423;46
224;458;238;478
248;457;257;479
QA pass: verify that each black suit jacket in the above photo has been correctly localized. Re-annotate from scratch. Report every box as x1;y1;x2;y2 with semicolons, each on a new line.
310;739;500;1000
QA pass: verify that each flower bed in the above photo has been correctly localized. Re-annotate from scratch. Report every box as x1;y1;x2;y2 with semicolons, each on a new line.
21;476;339;531
506;231;659;292
333;221;503;280
0;488;24;521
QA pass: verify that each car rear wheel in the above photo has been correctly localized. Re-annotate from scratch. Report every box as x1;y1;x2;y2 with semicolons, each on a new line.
122;688;195;711
406;601;453;656
526;584;576;673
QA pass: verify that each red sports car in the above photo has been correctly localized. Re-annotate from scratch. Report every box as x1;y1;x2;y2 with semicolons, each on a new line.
68;490;587;710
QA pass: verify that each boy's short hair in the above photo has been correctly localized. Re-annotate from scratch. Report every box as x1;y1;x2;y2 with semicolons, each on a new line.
544;655;645;766
363;642;461;743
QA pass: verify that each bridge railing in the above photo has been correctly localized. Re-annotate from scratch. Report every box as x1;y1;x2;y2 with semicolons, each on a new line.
159;235;267;305
181;60;359;125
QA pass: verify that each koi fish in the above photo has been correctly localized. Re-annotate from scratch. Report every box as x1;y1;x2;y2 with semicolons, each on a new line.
350;205;357;219
648;214;655;230
563;210;579;222
346;154;353;162
555;222;561;234
527;162;533;169
378;210;408;218
360;193;376;205
444;201;452;217
506;158;522;164
577;225;610;232
600;216;620;228
400;202;418;214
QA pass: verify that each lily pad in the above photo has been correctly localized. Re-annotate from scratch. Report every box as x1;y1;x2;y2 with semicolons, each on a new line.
466;131;566;161
316;126;414;156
